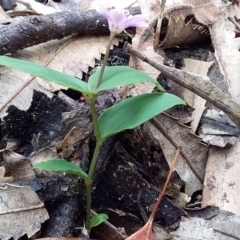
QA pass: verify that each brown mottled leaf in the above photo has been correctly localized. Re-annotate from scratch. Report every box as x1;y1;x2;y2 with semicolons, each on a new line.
160;16;209;48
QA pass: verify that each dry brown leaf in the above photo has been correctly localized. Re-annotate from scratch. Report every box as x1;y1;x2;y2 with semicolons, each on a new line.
30;147;62;177
0;35;121;118
164;0;218;25
3;150;35;180
147;114;209;196
193;2;219;25
0;166;13;183
181;58;214;134
0;184;49;240
37;36;121;92
171;211;240;239
16;0;58;14
202;1;240;216
210;3;240;103
160;16;209;49
58;126;89;158
202;143;240;215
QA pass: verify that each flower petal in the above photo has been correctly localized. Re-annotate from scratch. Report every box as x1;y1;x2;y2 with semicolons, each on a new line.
124;15;149;28
92;1;110;19
108;9;128;33
92;1;148;33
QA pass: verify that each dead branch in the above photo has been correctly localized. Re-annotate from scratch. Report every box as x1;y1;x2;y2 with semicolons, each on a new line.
0;7;141;55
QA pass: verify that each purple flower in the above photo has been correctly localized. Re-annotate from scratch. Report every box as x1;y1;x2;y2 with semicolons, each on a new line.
92;1;148;34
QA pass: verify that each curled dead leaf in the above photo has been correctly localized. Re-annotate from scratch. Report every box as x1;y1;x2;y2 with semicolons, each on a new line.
0;166;13;183
194;2;219;25
164;0;218;26
3;150;35;181
160;16;209;49
159;0;218;48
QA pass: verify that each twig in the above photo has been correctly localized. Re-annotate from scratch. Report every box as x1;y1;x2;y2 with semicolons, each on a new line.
149;147;181;223
151;117;204;182
146;147;181;239
126;147;182;240
123;42;240;129
214;228;240;239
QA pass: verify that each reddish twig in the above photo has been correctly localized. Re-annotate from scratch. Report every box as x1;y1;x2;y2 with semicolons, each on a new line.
126;147;182;240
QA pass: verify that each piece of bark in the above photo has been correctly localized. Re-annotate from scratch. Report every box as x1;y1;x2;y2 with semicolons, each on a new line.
0;7;141;55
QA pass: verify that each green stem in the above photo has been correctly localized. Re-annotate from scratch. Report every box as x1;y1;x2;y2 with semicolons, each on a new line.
85;179;92;233
93;31;116;90
85;31;116;234
155;81;164;91
89;97;101;141
85;97;104;233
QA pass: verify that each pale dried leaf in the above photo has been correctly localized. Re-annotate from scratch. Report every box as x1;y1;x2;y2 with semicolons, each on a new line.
0;5;10;18
202;142;240;215
147;114;208;196
171;211;240;239
0;166;13;183
30;147;63;177
58;126;89;158
181;58;214;134
0;184;49;240
193;2;219;25
47;0;83;12
0;39;65;118
16;0;58;14
210;4;240;103
37;36;121;91
164;4;194;22
202;1;240;216
79;0;92;10
0;36;121;117
164;0;218;25
3;150;35;180
198;109;239;147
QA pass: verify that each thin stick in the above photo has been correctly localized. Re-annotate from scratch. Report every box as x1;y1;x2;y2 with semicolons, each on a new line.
144;147;182;240
214;228;240;240
148;147;181;223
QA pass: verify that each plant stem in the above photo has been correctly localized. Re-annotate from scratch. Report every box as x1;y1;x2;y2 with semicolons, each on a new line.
85;137;103;233
93;31;116;90
85;31;116;233
89;97;101;141
85;97;104;233
85;179;92;232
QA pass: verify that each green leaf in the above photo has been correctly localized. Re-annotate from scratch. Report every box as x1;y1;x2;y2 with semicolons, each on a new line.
90;213;108;229
88;66;164;92
99;92;185;139
0;56;91;95
34;159;90;181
